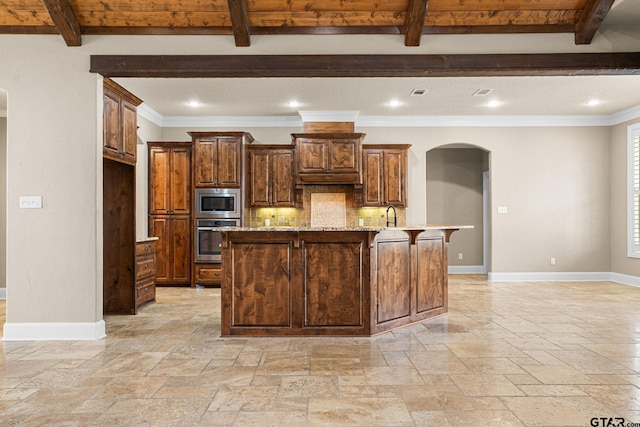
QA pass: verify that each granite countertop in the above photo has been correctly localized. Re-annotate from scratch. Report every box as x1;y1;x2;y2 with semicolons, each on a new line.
136;237;160;242
220;225;473;232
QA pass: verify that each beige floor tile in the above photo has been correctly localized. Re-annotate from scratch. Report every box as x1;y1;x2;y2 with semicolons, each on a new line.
0;277;638;426
309;397;414;426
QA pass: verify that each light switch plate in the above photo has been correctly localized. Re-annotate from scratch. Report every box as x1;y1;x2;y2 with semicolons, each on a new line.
19;196;42;209
497;206;508;214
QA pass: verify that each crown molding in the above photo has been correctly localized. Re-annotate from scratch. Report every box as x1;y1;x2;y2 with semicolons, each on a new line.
298;110;359;122
136;104;640;129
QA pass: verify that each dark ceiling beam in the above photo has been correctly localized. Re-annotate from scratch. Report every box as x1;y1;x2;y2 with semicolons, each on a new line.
404;0;429;46
40;0;82;46
89;53;640;78
227;0;251;47
574;0;615;44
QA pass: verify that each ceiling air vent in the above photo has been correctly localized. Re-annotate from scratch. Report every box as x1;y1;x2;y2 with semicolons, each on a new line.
473;89;493;96
410;89;427;96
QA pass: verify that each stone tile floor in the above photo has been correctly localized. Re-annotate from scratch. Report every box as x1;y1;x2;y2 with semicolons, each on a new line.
0;275;639;426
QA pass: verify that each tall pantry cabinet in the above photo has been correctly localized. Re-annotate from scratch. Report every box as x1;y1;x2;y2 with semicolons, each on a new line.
148;142;192;286
102;78;145;314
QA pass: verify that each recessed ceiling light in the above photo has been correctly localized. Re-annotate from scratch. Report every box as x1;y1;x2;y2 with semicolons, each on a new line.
387;99;401;107
473;89;493;97
586;99;600;106
486;99;502;108
410;89;427;96
186;100;201;107
287;100;301;108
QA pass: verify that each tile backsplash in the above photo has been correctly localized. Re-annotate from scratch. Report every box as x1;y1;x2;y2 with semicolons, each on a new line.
248;185;405;227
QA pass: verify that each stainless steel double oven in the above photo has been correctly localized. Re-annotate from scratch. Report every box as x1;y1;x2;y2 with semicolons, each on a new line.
194;188;242;262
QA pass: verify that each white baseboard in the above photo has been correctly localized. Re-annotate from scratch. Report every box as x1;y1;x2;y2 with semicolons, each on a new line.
486;271;640;286
449;265;485;274
0;288;5;300
3;320;106;341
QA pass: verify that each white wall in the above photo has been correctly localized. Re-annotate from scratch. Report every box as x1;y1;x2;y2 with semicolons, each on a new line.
0;116;6;291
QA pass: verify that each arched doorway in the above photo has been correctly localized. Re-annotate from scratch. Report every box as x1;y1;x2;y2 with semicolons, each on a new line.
426;144;491;274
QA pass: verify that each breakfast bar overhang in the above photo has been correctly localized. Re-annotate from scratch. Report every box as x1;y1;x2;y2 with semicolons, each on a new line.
220;226;469;337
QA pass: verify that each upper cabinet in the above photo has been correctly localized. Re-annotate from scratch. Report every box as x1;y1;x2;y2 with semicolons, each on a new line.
148;142;192;215
190;132;254;188
362;145;411;207
248;145;295;207
103;78;142;166
292;133;365;185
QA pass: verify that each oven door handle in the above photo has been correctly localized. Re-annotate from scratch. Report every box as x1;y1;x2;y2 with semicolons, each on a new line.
197;227;220;231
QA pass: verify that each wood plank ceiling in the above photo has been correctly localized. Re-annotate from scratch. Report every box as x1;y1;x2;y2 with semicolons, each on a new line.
0;0;615;47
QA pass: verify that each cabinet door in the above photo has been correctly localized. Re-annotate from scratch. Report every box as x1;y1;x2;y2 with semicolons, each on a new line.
149;147;171;215
298;139;328;172
121;100;138;163
249;150;271;206
169;216;191;283
149;216;170;284
216;138;241;187
271;150;294;206
384;150;406;207
363;149;384;206
103;89;121;155
194;139;217;187
169;147;192;214
329;139;359;173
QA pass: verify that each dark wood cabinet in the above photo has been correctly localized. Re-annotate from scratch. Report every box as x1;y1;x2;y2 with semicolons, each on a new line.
362;144;410;207
149;215;192;285
194;263;222;286
148;142;192;215
292;133;364;184
103;78;142;166
135;240;157;308
190;132;254;188
248;145;295;207
148;142;192;286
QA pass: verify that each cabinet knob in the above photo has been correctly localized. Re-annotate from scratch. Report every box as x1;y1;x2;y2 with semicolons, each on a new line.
144;246;150;252
214;272;220;277
144;263;149;269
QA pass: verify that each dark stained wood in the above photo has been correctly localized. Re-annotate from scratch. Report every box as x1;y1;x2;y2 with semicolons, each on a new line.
102;78;142;166
135;240;156;308
190;132;253;188
303;241;364;327
148;142;192;215
362;144;410;207
574;0;615;44
248;145;295;207
375;238;412;324
194;263;222;287
293;133;364;185
227;0;251;46
404;0;428;46
148;215;192;285
231;242;292;327
41;0;82;46
303;122;354;133
90;53;640;78
415;236;445;313
103;158;135;315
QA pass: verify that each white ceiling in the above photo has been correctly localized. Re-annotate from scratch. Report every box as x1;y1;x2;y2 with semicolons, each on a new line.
1;0;639;118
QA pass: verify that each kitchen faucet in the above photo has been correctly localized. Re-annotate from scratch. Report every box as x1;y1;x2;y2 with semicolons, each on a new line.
386;205;397;227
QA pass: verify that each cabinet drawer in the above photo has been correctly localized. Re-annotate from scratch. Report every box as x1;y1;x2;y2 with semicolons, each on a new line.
135;255;156;280
136;277;155;306
195;264;222;285
136;241;156;256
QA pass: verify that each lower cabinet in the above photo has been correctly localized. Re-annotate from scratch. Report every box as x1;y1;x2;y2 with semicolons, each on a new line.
194;263;222;287
149;215;192;286
135;240;157;308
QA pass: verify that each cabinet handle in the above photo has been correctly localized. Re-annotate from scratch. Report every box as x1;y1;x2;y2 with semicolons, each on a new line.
144;263;149;269
214;272;220;277
144;246;150;252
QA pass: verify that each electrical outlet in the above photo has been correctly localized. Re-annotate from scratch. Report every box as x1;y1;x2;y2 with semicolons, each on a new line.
458;252;463;260
497;206;508;214
550;257;556;265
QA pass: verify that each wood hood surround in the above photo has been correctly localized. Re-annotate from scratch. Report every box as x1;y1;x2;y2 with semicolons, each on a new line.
292;121;365;205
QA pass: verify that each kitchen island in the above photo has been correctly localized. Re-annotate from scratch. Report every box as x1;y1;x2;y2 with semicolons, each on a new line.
220;226;469;337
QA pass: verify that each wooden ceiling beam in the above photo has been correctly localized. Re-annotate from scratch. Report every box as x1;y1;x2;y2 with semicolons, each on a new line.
90;53;640;78
40;0;82;46
404;0;429;46
574;0;615;44
227;0;251;47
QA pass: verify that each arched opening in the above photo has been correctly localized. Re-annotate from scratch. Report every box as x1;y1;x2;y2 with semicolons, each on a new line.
426;144;491;274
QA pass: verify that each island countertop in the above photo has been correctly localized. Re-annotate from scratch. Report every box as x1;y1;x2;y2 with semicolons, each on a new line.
216;224;472;232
